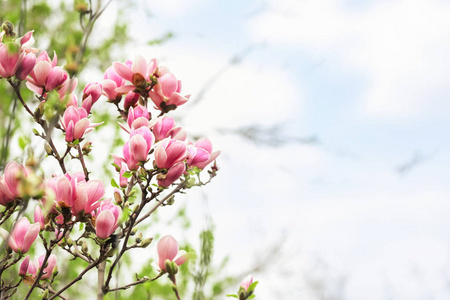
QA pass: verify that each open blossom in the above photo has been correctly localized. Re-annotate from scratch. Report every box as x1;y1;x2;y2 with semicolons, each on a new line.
191;138;220;170
0;30;37;79
121;127;155;169
150;116;186;142
20;254;57;280
44;172;85;211
61;106;102;142
94;200;121;239
71;179;105;216
0;217;40;253
158;162;186;188
127;105;150;130
154;138;187;170
148;72;190;112
26;51;69;94
102;65;126;101
154;235;188;272
113;56;158;93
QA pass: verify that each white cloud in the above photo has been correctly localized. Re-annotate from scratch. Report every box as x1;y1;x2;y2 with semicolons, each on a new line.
248;0;450;118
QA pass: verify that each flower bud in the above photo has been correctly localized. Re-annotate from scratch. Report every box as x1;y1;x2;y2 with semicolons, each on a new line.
44;143;53;155
140;237;153;248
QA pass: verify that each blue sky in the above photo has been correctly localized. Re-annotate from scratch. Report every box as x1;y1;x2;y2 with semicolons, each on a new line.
91;0;450;298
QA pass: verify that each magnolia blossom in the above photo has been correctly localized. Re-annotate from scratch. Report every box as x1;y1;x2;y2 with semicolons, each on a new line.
191;138;220;170
113;56;158;93
61;106;101;142
148;72;190;111
102;64;127;101
0;161;28;205
0;217;40;253
127;105;150;130
82;82;102;114
154;138;187;170
123;91;140;110
150;116;186;142
94;200;121;239
158;162;186;188
34;206;45;230
26;51;69;94
0;38;36;79
20;254;57;280
121;127;155;169
71;179;105;216
154;235;188;272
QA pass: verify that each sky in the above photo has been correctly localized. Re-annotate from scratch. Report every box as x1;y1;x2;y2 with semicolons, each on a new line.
89;0;450;299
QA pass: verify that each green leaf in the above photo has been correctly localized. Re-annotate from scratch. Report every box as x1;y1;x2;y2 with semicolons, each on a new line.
111;178;119;188
226;294;238;298
122;171;132;178
248;281;259;292
248;295;256;299
18;136;27;150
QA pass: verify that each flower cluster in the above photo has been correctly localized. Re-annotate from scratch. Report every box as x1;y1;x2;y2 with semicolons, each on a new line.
0;20;222;299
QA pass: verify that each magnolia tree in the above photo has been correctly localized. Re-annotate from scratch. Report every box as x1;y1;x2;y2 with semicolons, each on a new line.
0;21;257;299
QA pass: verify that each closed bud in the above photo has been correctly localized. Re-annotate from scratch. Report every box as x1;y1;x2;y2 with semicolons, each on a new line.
140;237;153;248
44;143;53;155
114;190;122;204
165;259;178;276
82;241;88;254
82;142;92;155
42;289;49;299
34;101;45;120
166;195;175;205
131;227;138;236
142;276;150;282
33;129;39;136
66;237;73;246
2;21;15;37
135;232;143;243
137;167;147;178
52;265;59;277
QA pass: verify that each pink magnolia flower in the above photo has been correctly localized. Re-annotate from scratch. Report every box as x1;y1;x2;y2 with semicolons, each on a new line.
72;179;105;216
119;164;129;188
82;82;102;114
61;106;102;142
0;217;40;253
148;72;190;112
20;254;57;280
240;275;253;291
122;127;155;169
0;161;28;204
58;78;78;107
192;138;220;170
158;162;186;188
102;65;126;101
127;105;150;130
34;206;45;230
95;200;121;239
186;145;210;169
44;172;85;213
150;116;186;143
26;51;69;94
15;52;36;80
113;56;158;93
123;91;140;110
155;235;188;272
0;42;24;78
154;138;187;170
